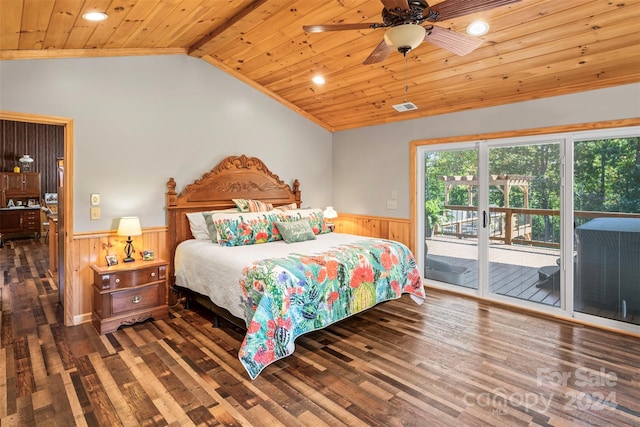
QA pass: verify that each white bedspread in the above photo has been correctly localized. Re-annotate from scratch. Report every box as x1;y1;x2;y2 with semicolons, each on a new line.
174;233;380;323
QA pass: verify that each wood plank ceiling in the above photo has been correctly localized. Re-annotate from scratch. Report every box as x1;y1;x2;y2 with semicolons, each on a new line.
1;0;639;131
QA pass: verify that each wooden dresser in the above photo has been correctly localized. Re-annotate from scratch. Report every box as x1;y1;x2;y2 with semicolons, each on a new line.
0;207;41;240
91;259;169;334
0;172;41;241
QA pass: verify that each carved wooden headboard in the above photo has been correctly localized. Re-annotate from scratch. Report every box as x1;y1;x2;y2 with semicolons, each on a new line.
165;154;301;281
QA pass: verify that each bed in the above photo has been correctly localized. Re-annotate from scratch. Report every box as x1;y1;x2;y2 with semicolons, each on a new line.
166;154;426;379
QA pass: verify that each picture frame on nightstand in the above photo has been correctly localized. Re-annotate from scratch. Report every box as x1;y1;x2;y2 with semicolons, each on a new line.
106;254;118;266
44;193;58;205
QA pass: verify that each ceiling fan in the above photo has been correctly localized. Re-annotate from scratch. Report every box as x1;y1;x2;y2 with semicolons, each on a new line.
303;0;521;64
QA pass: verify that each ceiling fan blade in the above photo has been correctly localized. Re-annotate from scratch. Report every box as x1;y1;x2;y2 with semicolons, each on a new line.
430;0;521;20
363;39;393;65
424;26;484;56
303;23;381;33
381;0;410;11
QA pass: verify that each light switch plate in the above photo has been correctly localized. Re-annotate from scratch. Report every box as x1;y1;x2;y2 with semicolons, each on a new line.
90;207;101;220
90;193;101;206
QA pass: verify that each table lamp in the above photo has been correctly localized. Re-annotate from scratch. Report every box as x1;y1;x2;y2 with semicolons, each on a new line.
19;154;34;171
323;206;338;232
117;216;142;262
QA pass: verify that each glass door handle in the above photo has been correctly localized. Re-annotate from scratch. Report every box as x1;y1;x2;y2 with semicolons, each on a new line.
483;211;487;228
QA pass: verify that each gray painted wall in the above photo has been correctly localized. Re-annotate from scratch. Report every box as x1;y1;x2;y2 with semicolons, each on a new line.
1;55;638;230
0;55;333;231
332;83;640;218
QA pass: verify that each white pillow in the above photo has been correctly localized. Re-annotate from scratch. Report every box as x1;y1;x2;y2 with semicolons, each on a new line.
186;208;238;240
186;212;210;240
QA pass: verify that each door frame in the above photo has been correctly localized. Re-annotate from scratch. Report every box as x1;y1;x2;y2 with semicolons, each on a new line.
0;110;74;325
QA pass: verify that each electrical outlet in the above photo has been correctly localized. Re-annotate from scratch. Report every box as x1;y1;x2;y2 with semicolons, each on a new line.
90;207;101;220
387;200;398;209
391;190;398;200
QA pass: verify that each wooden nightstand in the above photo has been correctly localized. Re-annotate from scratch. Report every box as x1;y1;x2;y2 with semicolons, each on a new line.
91;259;169;334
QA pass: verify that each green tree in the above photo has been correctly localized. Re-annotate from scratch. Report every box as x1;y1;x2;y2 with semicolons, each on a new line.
424;136;640;243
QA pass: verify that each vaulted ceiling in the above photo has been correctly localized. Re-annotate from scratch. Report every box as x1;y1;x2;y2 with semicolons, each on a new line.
1;0;639;131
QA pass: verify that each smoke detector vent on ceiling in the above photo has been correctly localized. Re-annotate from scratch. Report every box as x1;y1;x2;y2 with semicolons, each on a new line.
392;102;418;112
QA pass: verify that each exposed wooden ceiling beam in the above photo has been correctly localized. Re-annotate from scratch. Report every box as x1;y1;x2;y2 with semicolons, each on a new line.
188;0;269;58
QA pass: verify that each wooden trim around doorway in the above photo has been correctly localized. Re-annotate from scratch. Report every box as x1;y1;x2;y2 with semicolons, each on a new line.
0;110;74;326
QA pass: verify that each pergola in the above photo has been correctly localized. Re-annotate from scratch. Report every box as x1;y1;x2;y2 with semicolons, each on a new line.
440;175;532;207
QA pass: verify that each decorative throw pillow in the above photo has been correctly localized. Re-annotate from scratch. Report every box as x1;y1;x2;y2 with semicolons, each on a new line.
275;202;298;211
202;212;220;242
276;220;317;243
189;208;239;242
187;209;238;240
233;198;274;213
212;211;281;246
277;208;330;235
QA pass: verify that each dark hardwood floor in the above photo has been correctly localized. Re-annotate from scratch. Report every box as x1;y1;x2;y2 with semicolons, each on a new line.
1;238;639;426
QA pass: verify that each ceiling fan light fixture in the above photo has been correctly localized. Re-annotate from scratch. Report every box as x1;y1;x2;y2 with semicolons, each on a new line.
384;24;426;53
466;20;489;36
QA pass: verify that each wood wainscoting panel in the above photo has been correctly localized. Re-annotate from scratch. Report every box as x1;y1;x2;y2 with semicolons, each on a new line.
334;213;412;250
67;219;408;326
67;227;168;325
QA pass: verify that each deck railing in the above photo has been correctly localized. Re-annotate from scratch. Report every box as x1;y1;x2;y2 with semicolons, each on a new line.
440;205;640;248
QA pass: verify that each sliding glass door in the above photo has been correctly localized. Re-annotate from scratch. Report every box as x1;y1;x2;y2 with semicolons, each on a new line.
418;126;640;332
487;141;563;309
421;139;564;311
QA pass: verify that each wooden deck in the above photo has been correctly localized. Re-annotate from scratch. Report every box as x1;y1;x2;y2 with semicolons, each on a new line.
425;236;639;325
425;253;560;305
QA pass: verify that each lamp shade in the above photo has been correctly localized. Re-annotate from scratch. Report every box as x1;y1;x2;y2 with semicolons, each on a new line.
19;154;34;164
323;206;338;219
384;24;426;51
117;216;142;237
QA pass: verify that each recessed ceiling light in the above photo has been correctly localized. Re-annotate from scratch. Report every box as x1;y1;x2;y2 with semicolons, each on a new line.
82;11;108;22
312;75;325;85
466;20;489;36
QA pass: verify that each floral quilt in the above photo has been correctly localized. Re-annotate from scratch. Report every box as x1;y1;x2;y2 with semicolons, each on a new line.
237;238;425;379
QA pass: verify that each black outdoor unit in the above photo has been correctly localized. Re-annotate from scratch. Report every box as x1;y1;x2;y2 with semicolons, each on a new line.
575;217;640;317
